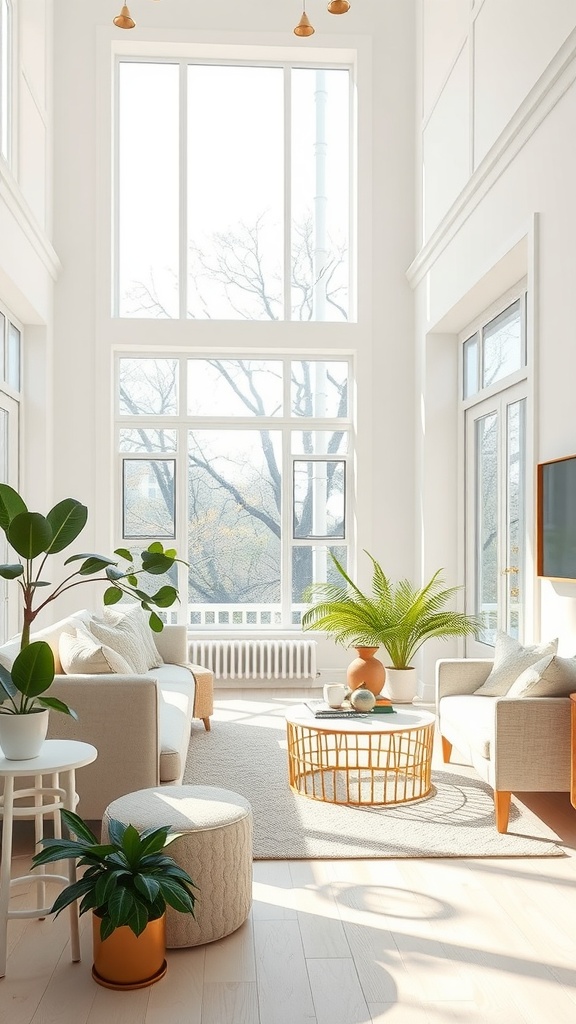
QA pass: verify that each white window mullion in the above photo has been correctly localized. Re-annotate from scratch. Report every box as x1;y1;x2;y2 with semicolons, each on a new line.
283;66;291;322
179;60;188;321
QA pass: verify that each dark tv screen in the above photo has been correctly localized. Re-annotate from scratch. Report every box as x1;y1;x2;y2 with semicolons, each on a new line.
538;455;576;580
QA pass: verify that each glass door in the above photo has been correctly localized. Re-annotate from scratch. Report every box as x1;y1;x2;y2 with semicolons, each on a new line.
465;383;526;655
0;390;19;643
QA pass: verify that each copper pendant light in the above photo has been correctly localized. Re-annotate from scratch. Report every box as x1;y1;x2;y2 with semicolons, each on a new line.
294;4;315;37
113;5;136;30
327;0;351;12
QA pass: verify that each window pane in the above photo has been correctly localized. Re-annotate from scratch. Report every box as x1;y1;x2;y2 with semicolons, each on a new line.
187;65;284;320
292;544;347;623
291;68;350;322
293;460;345;539
292;430;348;455
119;359;178;416
188;429;281;614
506;399;525;639
122;459;175;538
187;359;283;416
118;62;179;318
291;360;348;417
6;321;19;390
119;428;177;453
482;299;523;389
0;0;9;161
476;413;498;644
463;334;478;398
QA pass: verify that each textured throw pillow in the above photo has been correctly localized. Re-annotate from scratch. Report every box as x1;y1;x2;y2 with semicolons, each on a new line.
473;632;559;697
505;653;576;698
90;614;148;674
59;626;133;675
103;603;163;671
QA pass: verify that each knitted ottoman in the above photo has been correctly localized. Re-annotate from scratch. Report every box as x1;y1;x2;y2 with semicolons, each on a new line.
102;784;253;947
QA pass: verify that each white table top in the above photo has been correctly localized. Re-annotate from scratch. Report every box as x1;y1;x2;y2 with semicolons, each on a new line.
0;739;98;777
285;704;436;734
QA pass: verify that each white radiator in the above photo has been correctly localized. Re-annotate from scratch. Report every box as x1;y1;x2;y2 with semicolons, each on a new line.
189;639;318;681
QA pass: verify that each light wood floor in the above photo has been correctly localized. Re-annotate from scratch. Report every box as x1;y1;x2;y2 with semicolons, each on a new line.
1;687;576;1024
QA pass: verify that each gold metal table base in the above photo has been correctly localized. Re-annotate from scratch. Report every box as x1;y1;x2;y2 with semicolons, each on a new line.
286;715;434;806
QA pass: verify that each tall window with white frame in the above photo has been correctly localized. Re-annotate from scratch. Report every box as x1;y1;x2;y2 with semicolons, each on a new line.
116;356;352;630
0;0;11;163
463;294;528;652
115;59;352;322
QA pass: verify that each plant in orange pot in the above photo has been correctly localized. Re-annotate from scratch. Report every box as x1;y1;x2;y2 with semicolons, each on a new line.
31;809;197;989
302;551;480;702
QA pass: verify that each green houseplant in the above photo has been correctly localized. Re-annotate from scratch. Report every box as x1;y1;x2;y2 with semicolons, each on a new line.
302;551;479;701
0;483;183;756
31;808;197;988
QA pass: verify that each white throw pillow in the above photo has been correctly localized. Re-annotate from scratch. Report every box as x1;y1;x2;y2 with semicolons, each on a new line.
102;603;163;670
59;626;133;675
90;615;148;674
473;632;559;697
506;654;576;698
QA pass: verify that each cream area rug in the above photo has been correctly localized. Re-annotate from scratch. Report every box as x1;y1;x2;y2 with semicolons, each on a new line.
183;695;563;859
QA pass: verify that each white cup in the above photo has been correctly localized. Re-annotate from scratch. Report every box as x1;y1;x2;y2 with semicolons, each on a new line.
323;683;348;708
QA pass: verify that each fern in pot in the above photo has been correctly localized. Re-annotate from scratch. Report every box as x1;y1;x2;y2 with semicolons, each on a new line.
302;551;479;702
0;484;183;759
31;809;197;989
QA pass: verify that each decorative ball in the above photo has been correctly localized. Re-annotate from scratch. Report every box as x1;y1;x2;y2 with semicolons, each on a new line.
349;688;376;712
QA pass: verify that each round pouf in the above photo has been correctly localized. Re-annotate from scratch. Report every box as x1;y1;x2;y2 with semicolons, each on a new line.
102;785;253;948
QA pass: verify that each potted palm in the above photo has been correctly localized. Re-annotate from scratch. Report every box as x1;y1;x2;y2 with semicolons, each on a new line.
31;808;197;989
0;484;183;758
302;551;479;702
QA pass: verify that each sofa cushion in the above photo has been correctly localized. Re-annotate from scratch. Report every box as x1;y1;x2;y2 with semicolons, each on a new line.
150;664;196;717
159;702;189;782
506;653;576;698
473;632;558;697
59;626;133;675
0;610;94;674
439;694;497;759
90;613;150;674
102;604;163;670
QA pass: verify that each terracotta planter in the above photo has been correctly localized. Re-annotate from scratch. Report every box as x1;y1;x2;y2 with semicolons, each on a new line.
91;913;167;989
346;647;386;696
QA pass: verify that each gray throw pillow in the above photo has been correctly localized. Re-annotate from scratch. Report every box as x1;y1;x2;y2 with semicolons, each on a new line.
473;632;558;697
505;653;576;698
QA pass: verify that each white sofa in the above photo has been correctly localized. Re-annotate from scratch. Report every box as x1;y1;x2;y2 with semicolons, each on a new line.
0;611;214;819
436;658;571;832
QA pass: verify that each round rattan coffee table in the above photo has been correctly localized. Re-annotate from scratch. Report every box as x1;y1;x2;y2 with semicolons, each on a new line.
285;705;435;806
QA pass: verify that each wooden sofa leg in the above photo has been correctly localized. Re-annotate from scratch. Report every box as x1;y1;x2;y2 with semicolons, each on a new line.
494;790;511;833
202;717;211;732
441;736;452;763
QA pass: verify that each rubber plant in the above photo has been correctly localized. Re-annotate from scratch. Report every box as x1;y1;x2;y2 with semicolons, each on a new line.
0;483;183;718
302;550;480;668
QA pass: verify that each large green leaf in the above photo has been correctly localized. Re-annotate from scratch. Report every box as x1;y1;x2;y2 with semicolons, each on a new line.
150;585;178;608
37;696;77;718
157;878;196;915
10;642;55;697
0;661;17;702
103;586;123;605
47;876;98;918
134;874;161;903
148;612;164;633
140;551;174;575
45;499;88;553
0;563;24;579
121;824;142;866
107;887;136;929
7;512;52;559
77;556;116;576
0;484;27;532
60;809;100;843
125;898;150;937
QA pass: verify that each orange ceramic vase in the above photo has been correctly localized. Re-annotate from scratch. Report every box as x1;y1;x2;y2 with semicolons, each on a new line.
346;646;386;696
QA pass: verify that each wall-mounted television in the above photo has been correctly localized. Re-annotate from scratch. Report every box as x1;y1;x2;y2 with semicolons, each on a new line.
537;454;576;581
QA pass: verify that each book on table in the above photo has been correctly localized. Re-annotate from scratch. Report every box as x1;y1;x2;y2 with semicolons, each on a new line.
303;699;396;718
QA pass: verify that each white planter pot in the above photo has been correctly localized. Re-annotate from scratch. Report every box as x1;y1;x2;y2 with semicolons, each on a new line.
383;667;418;704
0;709;49;760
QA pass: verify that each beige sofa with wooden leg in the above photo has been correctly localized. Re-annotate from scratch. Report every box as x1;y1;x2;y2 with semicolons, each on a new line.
436;658;571;833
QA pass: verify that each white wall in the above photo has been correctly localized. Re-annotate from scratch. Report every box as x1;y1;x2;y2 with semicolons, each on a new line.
45;0;417;661
413;0;576;696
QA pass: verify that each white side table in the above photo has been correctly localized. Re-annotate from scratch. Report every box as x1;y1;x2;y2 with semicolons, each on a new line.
0;739;98;978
